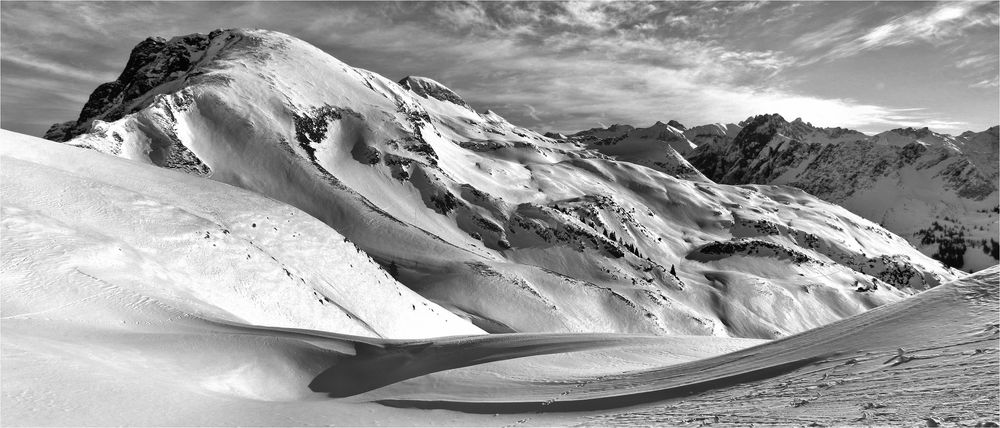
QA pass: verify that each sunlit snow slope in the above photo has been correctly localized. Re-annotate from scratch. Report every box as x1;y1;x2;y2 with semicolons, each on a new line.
1;130;481;339
46;29;957;338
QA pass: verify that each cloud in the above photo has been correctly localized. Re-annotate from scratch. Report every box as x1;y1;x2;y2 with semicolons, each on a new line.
970;78;1000;89
811;2;997;61
2;53;104;83
345;3;963;134
956;54;996;69
430;2;492;31
792;17;862;51
523;104;541;121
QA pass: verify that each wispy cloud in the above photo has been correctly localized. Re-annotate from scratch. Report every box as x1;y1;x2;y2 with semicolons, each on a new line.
807;2;997;62
2;51;110;83
792;17;862;52
523;104;541;121
956;54;996;69
970;77;1000;89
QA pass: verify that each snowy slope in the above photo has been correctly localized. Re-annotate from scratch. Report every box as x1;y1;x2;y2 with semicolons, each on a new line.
360;267;998;427
1;130;482;339
45;29;957;339
686;114;999;272
4;188;994;428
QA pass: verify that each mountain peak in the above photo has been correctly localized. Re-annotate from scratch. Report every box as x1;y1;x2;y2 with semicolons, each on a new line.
790;117;813;127
738;113;792;136
398;76;472;110
651;120;686;131
737;113;787;128
887;126;934;137
45;28;240;141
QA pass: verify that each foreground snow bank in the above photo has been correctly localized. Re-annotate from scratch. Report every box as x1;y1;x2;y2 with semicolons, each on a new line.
357;267;997;426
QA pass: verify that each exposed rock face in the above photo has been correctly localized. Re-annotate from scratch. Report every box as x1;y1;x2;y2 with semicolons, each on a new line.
46;30;232;141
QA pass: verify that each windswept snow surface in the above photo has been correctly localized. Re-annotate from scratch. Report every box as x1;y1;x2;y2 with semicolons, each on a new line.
46;29;957;339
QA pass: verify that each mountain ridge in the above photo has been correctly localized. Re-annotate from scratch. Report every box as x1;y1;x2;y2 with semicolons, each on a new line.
570;113;997;272
683;114;998;272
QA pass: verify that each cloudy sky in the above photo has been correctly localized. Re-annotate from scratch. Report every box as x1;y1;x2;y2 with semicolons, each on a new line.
1;1;997;136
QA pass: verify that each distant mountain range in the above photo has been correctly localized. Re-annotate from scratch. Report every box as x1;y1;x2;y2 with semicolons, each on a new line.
37;29;969;339
570;115;999;272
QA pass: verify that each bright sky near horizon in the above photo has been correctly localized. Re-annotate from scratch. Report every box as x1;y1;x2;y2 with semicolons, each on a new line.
1;1;997;137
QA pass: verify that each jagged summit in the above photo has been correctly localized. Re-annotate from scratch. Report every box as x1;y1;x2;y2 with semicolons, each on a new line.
737;113;792;136
891;126;933;135
45;29;237;141
647;120;687;131
648;120;687;134
398;76;472;110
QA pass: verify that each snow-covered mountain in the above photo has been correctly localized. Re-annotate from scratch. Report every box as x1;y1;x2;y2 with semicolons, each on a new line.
43;29;958;339
567;120;707;179
684;114;999;272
